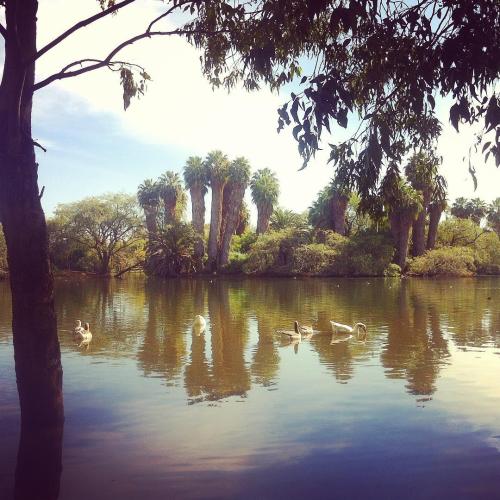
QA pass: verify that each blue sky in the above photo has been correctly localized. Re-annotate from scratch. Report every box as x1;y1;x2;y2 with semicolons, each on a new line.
2;0;499;219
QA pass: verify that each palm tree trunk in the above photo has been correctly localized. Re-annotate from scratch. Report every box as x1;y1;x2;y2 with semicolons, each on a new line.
220;183;231;251
219;183;245;266
256;202;272;234
163;197;177;224
207;181;224;271
190;185;206;262
0;0;64;426
411;190;429;256
144;207;158;240
398;215;413;269
330;193;349;235
427;205;442;250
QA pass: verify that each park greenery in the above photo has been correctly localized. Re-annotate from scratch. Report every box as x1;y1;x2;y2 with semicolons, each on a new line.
2;152;497;280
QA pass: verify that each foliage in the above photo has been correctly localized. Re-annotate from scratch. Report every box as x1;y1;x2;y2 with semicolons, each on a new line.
408;247;476;277
291;244;339;274
250;168;280;207
243;228;311;274
230;230;258;255
187;0;500;195
183;156;209;193
50;193;144;275
450;197;488;225
384;263;402;277
438;218;487;247
137;179;160;208
205;150;230;185
270;207;308;231
224;252;250;274
487;198;500;234
145;222;199;277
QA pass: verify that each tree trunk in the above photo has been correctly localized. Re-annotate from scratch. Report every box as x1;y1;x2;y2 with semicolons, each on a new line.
411;189;429;257
220;183;231;251
143;206;158;240
162;196;177;224
190;185;206;262
219;183;245;267
256;202;273;235
427;205;442;250
331;192;349;235
0;0;64;426
397;215;413;269
15;420;63;500
207;181;224;271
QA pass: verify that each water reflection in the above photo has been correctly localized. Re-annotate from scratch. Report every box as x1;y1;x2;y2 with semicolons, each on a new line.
1;276;499;499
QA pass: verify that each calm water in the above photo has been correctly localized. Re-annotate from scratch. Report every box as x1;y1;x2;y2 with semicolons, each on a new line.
1;276;499;499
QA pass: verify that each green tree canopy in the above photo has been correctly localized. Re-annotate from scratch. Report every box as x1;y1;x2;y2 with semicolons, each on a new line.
50;193;144;276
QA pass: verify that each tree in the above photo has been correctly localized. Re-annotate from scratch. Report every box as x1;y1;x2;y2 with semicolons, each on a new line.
270;207;308;231
205;150;230;271
487;198;500;234
235;201;250;235
426;175;448;250
158;171;185;224
382;171;422;269
189;0;500;193
51;194;144;276
137;179;160;241
183;156;208;264
250;168;280;234
219;157;251;267
405;151;441;256
144;221;198;277
451;197;488;225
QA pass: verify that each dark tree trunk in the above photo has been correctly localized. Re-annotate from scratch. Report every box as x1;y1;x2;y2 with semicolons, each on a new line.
256;202;273;235
143;206;158;241
15;421;63;500
235;210;247;235
426;205;442;250
390;212;412;269
219;183;245;267
207;181;224;271
411;189;429;257
219;183;231;251
330;192;349;235
189;185;206;262
0;0;64;426
162;196;177;224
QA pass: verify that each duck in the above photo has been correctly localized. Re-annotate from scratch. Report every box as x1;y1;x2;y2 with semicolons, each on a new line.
330;321;367;335
192;315;206;333
277;321;302;340
296;322;314;335
78;323;92;346
73;319;85;337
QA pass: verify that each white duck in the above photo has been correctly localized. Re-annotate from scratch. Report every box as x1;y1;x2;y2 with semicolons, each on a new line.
73;320;85;337
78;323;92;346
330;321;367;335
192;315;206;333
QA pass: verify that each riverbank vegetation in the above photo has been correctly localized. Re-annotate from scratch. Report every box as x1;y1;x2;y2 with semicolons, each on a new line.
1;154;497;280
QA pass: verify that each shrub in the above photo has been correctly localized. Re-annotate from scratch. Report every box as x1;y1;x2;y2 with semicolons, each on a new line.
384;263;402;277
408;247;476;276
224;252;249;273
243;228;312;274
292;244;339;274
230;230;258;254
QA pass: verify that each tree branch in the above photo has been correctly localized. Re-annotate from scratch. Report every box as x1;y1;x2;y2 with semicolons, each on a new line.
33;28;227;91
33;0;136;62
0;22;6;39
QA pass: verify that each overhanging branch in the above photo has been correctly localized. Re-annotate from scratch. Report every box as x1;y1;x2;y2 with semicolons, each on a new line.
33;28;227;91
33;0;136;62
0;22;6;39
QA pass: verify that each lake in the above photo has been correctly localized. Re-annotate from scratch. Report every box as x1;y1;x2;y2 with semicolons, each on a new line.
1;276;499;499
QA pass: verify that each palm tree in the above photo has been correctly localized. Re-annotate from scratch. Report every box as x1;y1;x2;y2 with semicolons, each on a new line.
158;171;184;224
426;175;447;250
405;151;440;256
329;185;350;235
270;207;307;231
137;179;160;240
308;180;350;234
219;157;251;266
183;156;208;262
236;201;250;235
250;168;279;234
487;198;500;234
382;171;422;269
205;150;230;271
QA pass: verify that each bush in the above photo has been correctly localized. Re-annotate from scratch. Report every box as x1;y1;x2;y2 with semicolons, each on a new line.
243;228;312;274
330;230;395;276
223;252;249;273
384;263;402;277
408;247;476;276
230;230;258;254
292;244;339;274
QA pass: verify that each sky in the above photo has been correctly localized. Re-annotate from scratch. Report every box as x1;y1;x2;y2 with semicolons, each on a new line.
1;0;499;220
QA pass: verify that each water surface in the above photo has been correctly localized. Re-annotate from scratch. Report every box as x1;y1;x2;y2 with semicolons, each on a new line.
1;277;499;499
